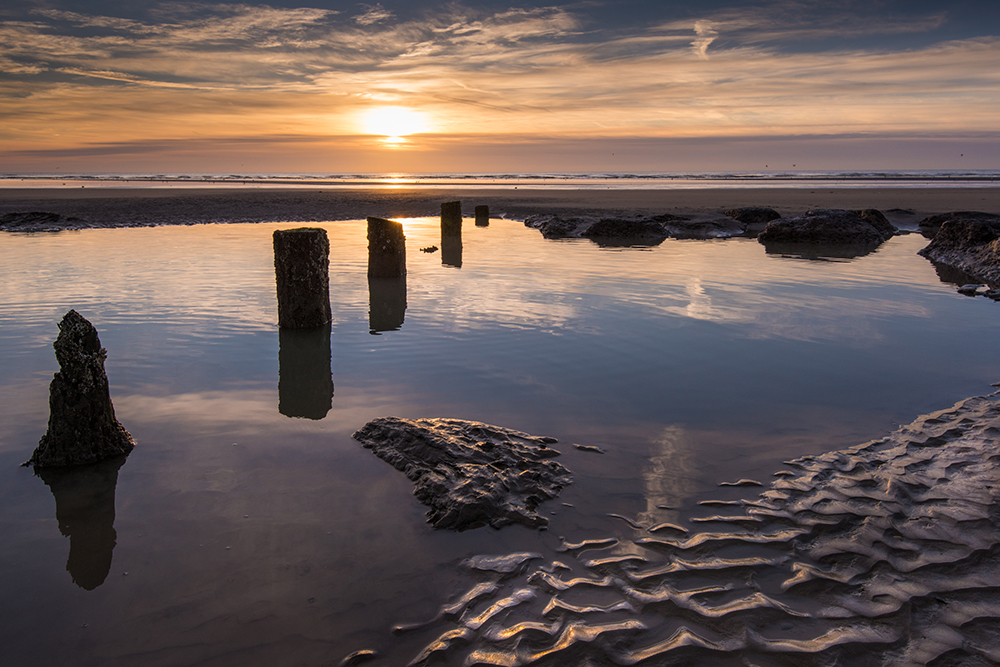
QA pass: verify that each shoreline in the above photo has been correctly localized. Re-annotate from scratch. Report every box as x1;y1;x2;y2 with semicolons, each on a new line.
2;187;1000;229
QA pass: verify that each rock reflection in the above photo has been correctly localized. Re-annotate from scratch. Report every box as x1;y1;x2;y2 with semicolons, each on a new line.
369;277;407;334
761;241;878;260
278;325;333;419
36;456;127;590
441;236;463;268
929;259;984;287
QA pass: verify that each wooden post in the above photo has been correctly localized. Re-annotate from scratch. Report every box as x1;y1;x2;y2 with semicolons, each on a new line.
367;216;406;278
273;228;331;328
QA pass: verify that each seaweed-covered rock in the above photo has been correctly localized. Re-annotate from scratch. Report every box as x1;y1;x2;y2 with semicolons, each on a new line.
758;209;895;246
524;213;747;242
353;417;572;530
918;213;1000;285
26;311;135;467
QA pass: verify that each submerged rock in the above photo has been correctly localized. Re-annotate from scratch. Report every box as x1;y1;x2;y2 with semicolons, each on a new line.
758;208;895;247
722;207;780;235
352;417;572;530
918;212;1000;285
26;311;135;467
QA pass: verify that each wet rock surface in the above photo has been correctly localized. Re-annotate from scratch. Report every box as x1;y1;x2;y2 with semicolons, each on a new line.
758;208;896;247
0;211;91;232
917;212;1000;286
352;417;572;530
524;213;749;243
381;390;1000;666
27;311;135;467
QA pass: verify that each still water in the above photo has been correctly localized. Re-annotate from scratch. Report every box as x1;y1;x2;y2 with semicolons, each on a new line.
0;218;997;666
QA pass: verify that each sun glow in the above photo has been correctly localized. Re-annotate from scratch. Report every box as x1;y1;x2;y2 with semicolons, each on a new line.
359;107;429;145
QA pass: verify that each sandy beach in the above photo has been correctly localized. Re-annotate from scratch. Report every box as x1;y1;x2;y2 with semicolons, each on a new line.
2;186;999;229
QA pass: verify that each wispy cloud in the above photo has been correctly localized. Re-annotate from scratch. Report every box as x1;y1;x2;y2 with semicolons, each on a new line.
0;1;995;170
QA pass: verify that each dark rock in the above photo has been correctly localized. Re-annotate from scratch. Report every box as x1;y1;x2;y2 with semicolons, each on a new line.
723;207;781;225
758;209;894;247
582;218;669;243
367;217;406;278
26;311;135;467
886;208;915;215
523;215;593;239
441;201;462;237
918;213;1000;285
352;417;572;530
660;217;746;239
419;246;438;253
0;211;89;232
273;228;332;328
918;211;1000;240
475;205;489;227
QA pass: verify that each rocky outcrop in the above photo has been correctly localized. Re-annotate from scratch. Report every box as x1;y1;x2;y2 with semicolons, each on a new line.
352;417;572;530
917;211;1000;239
758;208;896;247
1;211;90;232
26;311;135;468
524;213;750;244
722;207;780;235
918;212;1000;285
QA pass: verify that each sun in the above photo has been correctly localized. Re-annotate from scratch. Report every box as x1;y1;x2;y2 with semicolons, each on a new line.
359;107;428;145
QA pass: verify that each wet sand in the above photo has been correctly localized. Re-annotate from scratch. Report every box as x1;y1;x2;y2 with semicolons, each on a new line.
2;187;999;228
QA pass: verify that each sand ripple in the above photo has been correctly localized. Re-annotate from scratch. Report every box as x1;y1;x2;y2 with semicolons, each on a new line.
387;390;1000;666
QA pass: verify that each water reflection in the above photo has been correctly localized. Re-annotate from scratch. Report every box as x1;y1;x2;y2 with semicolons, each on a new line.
368;277;407;334
636;426;698;527
929;259;985;287
36;456;127;591
277;326;333;419
441;236;463;268
761;241;879;260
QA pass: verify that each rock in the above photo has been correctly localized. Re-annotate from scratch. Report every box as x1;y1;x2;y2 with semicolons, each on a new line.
353;417;572;530
475;205;490;227
0;211;89;232
523;215;593;239
917;211;1000;239
273;228;332;328
26;311;135;468
441;201;462;237
723;207;780;225
918;213;1000;285
420;246;438;253
367;217;406;278
758;209;895;247
658;216;746;240
581;218;669;244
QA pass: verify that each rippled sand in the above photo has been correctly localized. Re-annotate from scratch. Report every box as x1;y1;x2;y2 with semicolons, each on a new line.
387;390;1000;666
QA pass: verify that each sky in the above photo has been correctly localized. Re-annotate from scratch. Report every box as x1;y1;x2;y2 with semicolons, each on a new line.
1;0;998;174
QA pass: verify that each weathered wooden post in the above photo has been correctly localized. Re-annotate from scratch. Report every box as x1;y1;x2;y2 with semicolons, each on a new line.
273;228;331;328
367;217;406;278
441;201;462;238
475;205;489;227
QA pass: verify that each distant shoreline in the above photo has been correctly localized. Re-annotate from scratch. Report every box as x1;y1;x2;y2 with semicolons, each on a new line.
2;186;999;230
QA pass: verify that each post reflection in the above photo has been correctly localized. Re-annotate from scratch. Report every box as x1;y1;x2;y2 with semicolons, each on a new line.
278;325;333;419
636;426;698;527
369;276;407;334
441;236;463;268
36;456;127;591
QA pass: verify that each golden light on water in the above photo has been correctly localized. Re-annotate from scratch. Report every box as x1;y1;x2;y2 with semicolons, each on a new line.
359;107;429;147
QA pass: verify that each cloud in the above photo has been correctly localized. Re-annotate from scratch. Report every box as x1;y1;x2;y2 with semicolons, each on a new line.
0;1;996;171
354;3;394;26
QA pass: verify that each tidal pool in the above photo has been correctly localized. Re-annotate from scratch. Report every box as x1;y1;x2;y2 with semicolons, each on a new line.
0;217;997;666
